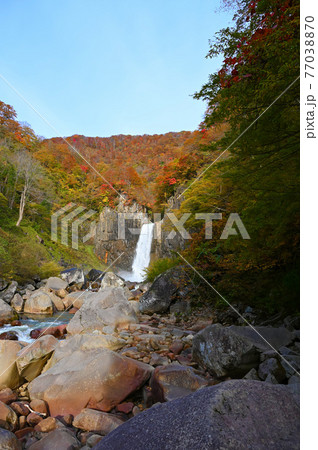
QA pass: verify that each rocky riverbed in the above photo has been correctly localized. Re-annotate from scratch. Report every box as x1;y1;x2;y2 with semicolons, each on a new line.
0;269;300;449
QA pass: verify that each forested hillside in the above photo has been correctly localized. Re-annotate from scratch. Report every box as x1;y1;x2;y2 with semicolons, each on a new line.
1;0;299;314
149;0;300;312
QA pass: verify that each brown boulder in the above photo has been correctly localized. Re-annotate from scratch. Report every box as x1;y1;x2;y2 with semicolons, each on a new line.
0;341;25;390
28;346;152;416
0;387;18;404
150;365;208;402
0;401;18;431
16;335;58;382
116;402;134;414
0;299;18;322
34;416;58;432
27;412;43;426
73;408;124;435
0;331;18;340
10;401;30;416
29;399;48;415
30;324;67;340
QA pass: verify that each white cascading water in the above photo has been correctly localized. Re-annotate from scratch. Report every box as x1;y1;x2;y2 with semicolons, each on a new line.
118;222;154;282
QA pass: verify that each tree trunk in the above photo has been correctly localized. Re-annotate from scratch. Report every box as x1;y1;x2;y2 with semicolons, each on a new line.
16;184;27;227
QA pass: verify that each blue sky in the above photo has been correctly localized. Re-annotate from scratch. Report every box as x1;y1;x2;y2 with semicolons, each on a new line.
1;0;233;138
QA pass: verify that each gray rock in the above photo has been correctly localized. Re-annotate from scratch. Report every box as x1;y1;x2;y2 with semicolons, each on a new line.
0;282;18;304
0;299;17;322
45;277;68;291
170;301;190;314
11;293;24;312
94;380;300;450
0;280;9;292
281;355;300;379
100;272;125;289
288;375;300;385
192;324;293;378
258;358;286;383
0;429;22;449
28;429;80;449
66;287;137;335
243;368;260;380
139;267;186;314
149;365;208;402
24;290;54;315
60;268;85;287
265;373;279;384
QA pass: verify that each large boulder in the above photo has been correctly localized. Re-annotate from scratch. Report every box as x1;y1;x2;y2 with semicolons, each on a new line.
192;324;293;378
45;277;68;291
0;401;18;431
0;429;22;449
100;272;125;289
62;291;92;310
66;287;137;335
150;365;208;402
11;293;24;312
44;334;127;371
0;299;18;322
95;380;300;450
24;290;54;315
0;281;18;304
60;268;84;287
138;267;188;314
28;346;152;416
16;335;58;381
73;408;124;435
0;341;25;389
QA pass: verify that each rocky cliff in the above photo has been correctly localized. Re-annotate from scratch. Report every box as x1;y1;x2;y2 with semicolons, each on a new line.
94;199;148;271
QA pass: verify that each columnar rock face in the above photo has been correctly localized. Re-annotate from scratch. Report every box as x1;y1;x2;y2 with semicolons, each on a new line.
28;347;153;416
66;287;137;335
152;189;186;258
95;380;300;450
94;199;148;271
192;324;293;378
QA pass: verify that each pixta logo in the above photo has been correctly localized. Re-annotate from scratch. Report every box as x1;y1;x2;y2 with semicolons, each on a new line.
51;203;97;249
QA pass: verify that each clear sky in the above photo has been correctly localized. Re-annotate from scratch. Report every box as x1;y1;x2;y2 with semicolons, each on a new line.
0;0;233;138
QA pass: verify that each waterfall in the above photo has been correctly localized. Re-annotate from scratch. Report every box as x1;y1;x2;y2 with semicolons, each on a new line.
118;222;154;282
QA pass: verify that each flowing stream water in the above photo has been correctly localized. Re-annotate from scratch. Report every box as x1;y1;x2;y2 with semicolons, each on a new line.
117;222;154;282
1;312;73;342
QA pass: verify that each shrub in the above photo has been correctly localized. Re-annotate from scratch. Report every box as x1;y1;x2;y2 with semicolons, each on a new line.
145;257;180;282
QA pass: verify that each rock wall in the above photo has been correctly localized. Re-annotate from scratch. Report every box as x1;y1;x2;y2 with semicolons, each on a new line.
152;189;186;259
94;199;148;271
